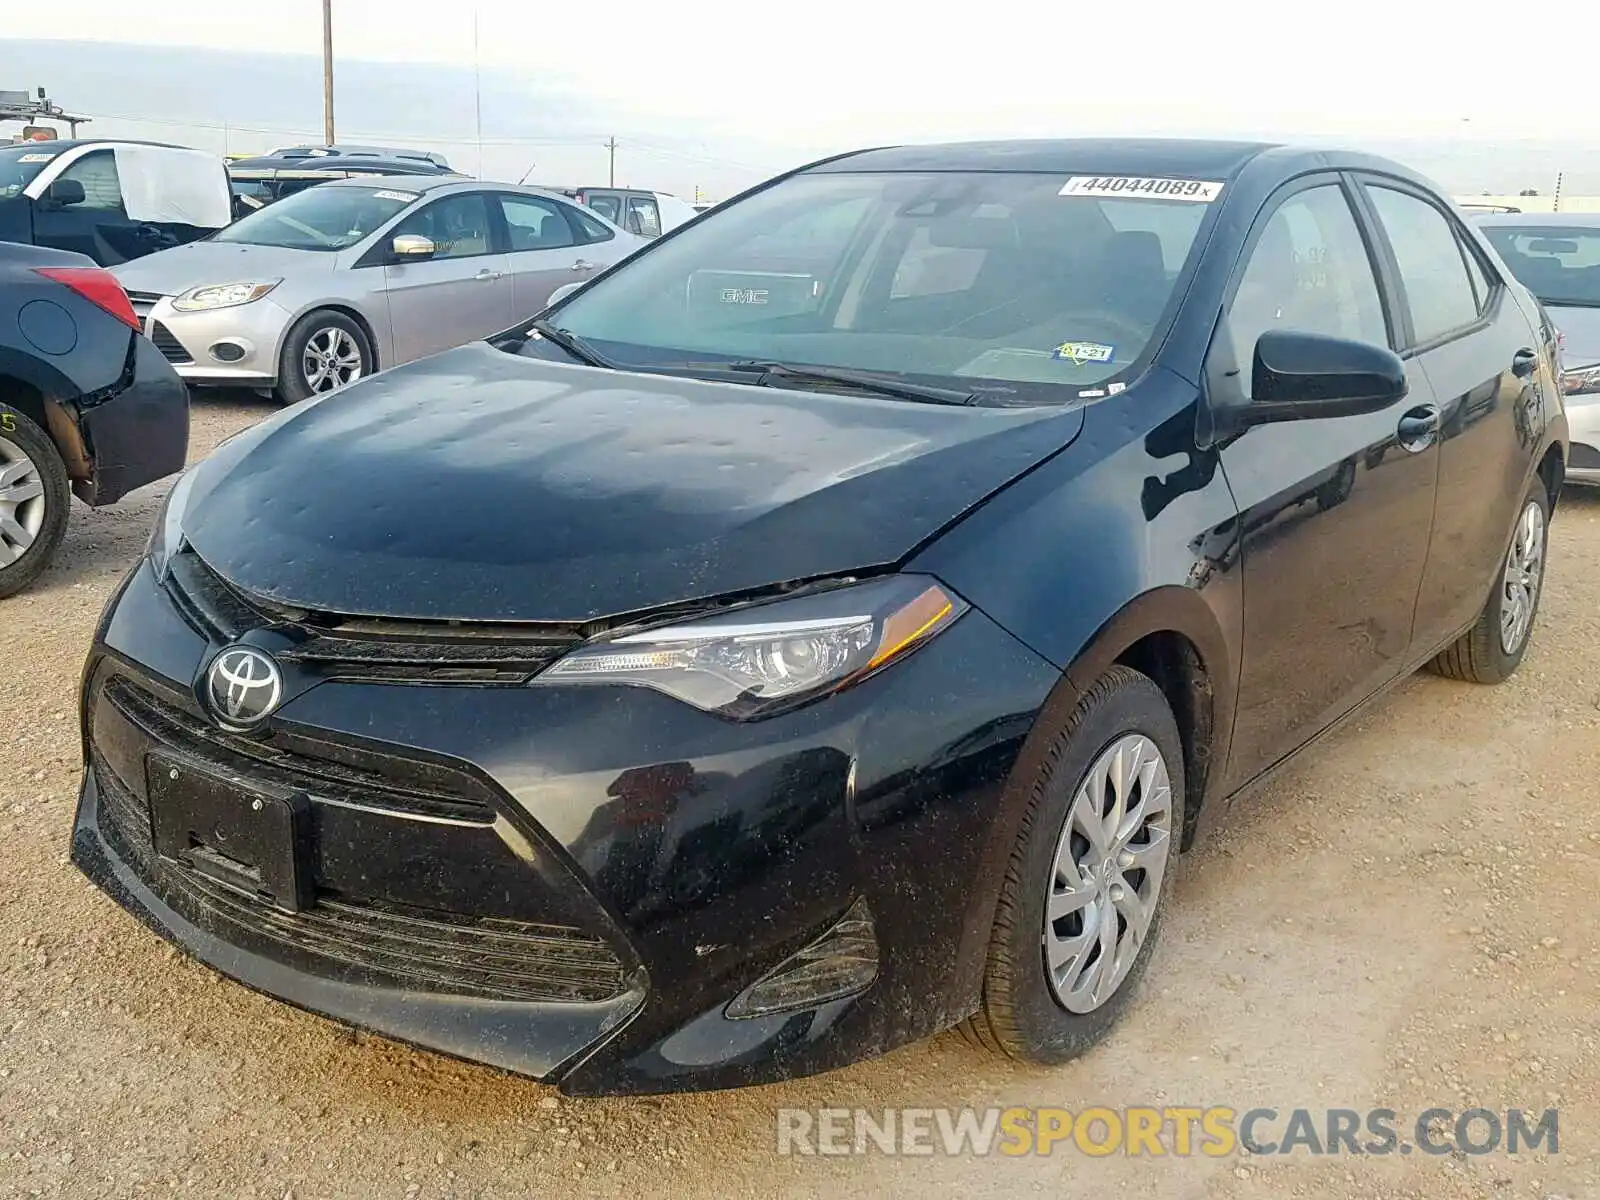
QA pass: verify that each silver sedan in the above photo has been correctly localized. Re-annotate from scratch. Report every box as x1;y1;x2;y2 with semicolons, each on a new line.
111;177;647;404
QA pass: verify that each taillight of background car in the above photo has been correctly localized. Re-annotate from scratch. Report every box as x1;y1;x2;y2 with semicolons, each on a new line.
33;266;142;331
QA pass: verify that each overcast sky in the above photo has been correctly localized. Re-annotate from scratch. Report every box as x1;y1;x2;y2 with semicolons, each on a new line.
5;0;1599;196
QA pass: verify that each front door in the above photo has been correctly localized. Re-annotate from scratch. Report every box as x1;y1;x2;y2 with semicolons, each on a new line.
30;149;147;265
1210;176;1441;788
1355;179;1548;655
495;192;596;316
382;191;514;364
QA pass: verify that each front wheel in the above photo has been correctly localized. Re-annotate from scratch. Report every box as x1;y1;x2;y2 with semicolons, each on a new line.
273;310;373;406
1427;479;1550;684
962;665;1185;1064
0;404;71;600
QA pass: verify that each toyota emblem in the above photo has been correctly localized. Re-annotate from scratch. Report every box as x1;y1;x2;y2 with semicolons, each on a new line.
205;646;284;728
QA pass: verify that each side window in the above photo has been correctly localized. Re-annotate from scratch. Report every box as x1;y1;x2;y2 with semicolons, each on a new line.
498;194;576;251
1365;186;1480;343
1227;184;1388;395
570;207;615;244
585;194;622;224
391;193;493;260
57;151;124;211
625;195;661;238
1457;234;1494;314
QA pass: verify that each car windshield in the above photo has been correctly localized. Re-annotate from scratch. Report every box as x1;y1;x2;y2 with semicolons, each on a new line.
212;183;421;251
0;145;60;199
527;169;1217;400
1481;224;1600;308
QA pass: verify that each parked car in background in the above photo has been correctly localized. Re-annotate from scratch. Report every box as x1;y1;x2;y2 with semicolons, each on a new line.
73;138;1566;1095
0;242;188;597
1475;212;1600;484
0;140;232;266
228;147;463;215
544;186;698;238
111;176;646;404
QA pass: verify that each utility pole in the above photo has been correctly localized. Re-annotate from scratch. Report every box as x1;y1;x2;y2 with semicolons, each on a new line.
1554;171;1564;213
321;0;335;145
606;137;618;187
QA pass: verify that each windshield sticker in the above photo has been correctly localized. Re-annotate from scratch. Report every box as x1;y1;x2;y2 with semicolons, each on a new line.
17;153;56;164
1060;176;1224;202
1108;381;1127;395
1052;341;1116;365
371;189;420;203
1078;388;1107;398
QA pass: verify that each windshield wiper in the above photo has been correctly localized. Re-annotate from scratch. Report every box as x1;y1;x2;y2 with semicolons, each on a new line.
527;319;618;369
658;359;980;406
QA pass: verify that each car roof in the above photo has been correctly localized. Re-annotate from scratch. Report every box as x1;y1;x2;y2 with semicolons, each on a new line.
1473;211;1600;228
0;138;187;153
811;137;1282;176
227;154;457;175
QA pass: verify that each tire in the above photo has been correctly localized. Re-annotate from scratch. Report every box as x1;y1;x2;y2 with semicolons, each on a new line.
1316;458;1357;512
962;665;1186;1064
1427;478;1550;685
273;310;373;406
0;404;71;600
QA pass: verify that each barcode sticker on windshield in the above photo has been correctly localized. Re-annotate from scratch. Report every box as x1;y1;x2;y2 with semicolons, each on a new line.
1060;176;1224;202
17;153;56;164
372;189;420;203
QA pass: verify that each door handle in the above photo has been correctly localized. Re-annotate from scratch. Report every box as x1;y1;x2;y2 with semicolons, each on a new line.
1397;404;1441;453
1511;347;1538;378
474;268;504;282
571;259;597;272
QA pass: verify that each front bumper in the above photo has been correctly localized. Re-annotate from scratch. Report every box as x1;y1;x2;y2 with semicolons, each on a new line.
1566;396;1600;484
126;291;293;386
72;555;1060;1094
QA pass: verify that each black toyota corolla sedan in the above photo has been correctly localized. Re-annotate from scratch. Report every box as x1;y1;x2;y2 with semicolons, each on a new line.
73;139;1569;1096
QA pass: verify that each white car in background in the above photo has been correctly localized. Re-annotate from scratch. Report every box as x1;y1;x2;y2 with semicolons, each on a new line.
111;176;646;404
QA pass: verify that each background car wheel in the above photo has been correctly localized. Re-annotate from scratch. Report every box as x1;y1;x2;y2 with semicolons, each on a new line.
1427;479;1550;684
0;404;71;600
1316;458;1358;511
961;664;1186;1064
273;310;373;406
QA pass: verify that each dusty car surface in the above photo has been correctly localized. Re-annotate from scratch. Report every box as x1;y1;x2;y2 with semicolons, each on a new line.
72;138;1566;1095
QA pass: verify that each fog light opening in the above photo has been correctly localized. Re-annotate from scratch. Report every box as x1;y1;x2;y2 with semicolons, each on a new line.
725;896;879;1020
209;341;249;363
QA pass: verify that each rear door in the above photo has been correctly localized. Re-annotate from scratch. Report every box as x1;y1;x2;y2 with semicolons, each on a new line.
381;190;515;363
1210;175;1442;788
622;193;663;239
1353;178;1547;655
494;192;597;315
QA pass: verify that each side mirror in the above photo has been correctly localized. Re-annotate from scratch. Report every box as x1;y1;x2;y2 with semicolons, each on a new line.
44;178;86;208
391;233;437;260
545;281;585;308
1219;329;1407;433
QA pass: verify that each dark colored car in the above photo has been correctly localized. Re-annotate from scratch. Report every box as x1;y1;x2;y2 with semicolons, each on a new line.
0;242;190;597
72;139;1567;1096
1473;212;1600;485
0;140;232;266
227;149;463;216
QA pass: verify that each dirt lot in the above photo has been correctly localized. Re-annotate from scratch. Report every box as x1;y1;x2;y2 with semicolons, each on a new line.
2;394;1598;1199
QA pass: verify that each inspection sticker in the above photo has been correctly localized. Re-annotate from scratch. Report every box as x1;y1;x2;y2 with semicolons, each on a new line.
1060;176;1224;202
372;189;420;203
17;153;56;164
1052;341;1116;365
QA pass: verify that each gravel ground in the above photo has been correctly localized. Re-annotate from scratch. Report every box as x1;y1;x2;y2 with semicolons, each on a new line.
2;394;1598;1199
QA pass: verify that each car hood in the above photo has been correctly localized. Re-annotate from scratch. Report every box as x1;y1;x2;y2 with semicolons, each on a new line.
180;343;1085;623
111;240;335;296
1548;304;1600;368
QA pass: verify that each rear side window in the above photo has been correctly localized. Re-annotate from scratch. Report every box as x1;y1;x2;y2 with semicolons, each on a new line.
1365;186;1480;344
499;194;576;251
570;207;615;244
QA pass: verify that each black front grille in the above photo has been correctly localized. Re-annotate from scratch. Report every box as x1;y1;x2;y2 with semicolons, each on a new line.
106;675;497;823
125;290;162;322
148;320;193;365
1570;441;1600;470
165;548;581;685
92;749;630;1004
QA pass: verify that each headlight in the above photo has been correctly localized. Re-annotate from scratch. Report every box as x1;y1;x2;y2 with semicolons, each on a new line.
1561;364;1600;397
171;279;281;312
535;575;968;718
146;465;198;578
